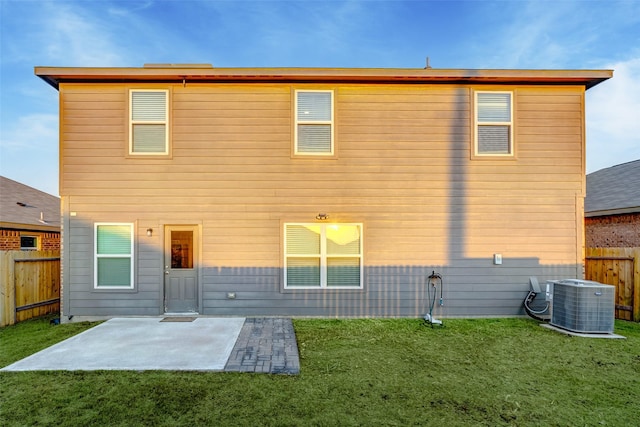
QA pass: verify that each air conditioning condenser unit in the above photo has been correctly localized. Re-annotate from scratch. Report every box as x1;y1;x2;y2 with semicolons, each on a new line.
550;279;615;334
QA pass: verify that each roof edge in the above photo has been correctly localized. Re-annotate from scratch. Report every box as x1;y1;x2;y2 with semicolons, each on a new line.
585;206;640;217
35;66;613;90
0;222;60;232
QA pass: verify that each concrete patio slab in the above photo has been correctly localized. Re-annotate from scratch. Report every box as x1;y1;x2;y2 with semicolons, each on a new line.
1;317;246;372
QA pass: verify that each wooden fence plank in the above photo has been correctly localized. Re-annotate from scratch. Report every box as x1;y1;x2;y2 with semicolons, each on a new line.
0;251;16;326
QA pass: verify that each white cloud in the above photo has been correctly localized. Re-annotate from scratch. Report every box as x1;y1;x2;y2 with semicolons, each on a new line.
586;57;640;172
196;0;385;67
107;1;153;17
484;1;640;69
0;113;59;196
0;113;58;151
499;5;570;68
40;2;125;66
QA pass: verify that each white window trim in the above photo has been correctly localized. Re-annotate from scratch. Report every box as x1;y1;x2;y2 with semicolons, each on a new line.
94;222;134;289
284;223;363;289
294;89;335;156
474;90;514;157
129;89;169;156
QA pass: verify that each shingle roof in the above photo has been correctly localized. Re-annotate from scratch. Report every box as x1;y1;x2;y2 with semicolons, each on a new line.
0;176;60;231
585;160;640;217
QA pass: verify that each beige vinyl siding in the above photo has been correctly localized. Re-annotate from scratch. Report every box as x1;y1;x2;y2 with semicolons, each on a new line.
59;82;585;317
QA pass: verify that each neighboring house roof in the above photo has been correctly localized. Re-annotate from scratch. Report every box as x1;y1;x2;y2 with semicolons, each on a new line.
585;159;640;217
0;176;60;232
35;65;612;89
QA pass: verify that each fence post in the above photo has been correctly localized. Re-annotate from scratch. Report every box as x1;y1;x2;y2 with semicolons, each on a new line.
633;248;640;322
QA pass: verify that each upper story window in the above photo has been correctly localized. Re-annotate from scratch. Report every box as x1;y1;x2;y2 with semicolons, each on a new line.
474;91;513;156
284;223;362;289
129;90;169;155
94;223;134;289
294;90;334;156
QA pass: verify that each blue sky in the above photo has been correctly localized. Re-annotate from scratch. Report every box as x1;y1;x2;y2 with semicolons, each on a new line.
1;0;639;196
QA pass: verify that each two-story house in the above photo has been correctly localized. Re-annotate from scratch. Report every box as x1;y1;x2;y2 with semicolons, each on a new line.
35;65;611;321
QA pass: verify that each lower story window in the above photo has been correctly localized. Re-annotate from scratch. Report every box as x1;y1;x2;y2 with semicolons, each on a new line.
20;235;38;251
284;223;363;289
94;223;134;289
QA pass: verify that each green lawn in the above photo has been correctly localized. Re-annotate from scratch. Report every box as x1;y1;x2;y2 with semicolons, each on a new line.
1;316;639;426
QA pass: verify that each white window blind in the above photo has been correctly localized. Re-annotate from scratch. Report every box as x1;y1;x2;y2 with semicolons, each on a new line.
284;223;362;289
297;125;332;153
297;92;332;121
327;257;360;288
132;92;166;121
286;258;321;288
476;92;513;155
285;225;322;288
295;91;333;155
478;125;511;154
477;93;511;122
130;90;168;154
95;223;134;289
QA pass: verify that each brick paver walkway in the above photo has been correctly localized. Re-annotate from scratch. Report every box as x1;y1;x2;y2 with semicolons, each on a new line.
224;318;300;375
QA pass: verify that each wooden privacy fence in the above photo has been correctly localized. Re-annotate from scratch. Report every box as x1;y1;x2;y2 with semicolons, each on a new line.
585;247;640;322
1;250;60;327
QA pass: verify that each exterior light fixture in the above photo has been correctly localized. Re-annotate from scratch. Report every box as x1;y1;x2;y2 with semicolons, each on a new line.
146;228;153;237
316;213;329;220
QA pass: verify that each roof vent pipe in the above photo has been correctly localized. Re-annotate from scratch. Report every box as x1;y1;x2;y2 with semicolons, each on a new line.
425;57;432;69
